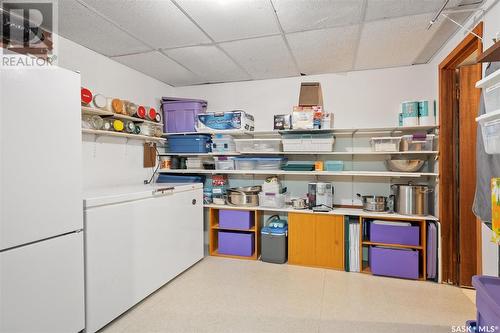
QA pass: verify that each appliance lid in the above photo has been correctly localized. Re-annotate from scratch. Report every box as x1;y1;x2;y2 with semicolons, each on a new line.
84;183;202;208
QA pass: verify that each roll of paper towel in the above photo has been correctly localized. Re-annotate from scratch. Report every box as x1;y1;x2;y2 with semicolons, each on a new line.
401;101;419;126
418;100;436;126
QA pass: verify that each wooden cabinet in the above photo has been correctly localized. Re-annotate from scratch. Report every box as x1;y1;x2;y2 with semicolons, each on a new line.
288;213;344;270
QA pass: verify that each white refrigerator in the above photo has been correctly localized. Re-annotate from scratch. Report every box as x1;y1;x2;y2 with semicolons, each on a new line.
0;68;85;333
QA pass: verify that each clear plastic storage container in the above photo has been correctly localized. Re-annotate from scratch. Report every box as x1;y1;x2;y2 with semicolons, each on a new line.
282;134;335;152
255;157;285;170
234;139;282;152
258;192;287;208
476;68;500;114
476;110;500;154
400;134;435;151
211;134;236;153
370;136;402;152
234;158;258;170
214;157;235;170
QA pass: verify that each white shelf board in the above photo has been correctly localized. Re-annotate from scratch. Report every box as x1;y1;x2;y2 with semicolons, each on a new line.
204;204;439;221
159;169;438;177
82;129;166;143
158;150;438;156
82;106;163;126
162;125;438;137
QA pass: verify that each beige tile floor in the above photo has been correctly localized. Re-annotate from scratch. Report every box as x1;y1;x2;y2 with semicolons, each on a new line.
100;257;476;333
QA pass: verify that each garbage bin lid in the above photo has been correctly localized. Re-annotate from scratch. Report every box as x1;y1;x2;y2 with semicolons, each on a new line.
261;226;288;235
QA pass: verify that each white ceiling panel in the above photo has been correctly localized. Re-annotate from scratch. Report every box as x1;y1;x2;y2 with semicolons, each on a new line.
219;35;298;79
166;45;251;83
79;0;210;49
58;0;151;57
365;0;464;22
287;25;360;75
273;0;364;33
175;0;280;42
112;51;203;86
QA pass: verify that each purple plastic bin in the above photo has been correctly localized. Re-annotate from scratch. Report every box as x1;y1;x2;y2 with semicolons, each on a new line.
370;246;419;280
370;222;420;246
219;210;254;230
218;231;254;257
472;275;500;328
161;97;207;133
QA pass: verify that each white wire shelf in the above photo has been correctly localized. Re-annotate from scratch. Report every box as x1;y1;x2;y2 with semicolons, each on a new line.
159;150;438;156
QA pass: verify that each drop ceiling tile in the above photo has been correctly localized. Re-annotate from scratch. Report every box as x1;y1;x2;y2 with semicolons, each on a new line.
355;13;441;70
165;45;251;83
273;0;364;33
286;25;360;75
58;0;151;56
219;35;298;79
79;0;210;49
365;0;464;22
175;0;280;42
112;51;203;86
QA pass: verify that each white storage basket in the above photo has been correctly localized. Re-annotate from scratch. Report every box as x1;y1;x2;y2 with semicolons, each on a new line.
282;134;334;152
370;136;402;152
476;109;500;154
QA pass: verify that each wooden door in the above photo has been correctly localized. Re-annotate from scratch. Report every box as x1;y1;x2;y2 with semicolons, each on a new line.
288;213;344;270
458;64;482;286
288;213;315;266
314;215;344;269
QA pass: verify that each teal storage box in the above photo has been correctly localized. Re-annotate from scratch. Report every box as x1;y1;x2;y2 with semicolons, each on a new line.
325;161;344;171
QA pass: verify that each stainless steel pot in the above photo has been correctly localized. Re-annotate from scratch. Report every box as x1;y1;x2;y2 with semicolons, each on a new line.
391;183;433;216
226;186;261;207
357;193;393;212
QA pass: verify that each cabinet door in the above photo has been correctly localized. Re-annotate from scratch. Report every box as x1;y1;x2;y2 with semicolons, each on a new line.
314;215;344;270
288;213;315;266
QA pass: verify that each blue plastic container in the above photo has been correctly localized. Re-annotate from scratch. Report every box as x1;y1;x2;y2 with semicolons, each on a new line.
167;135;211;153
157;174;205;183
325;161;344;171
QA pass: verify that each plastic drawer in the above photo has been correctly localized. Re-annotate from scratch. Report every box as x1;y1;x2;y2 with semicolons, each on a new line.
369;222;420;246
370;246;419;280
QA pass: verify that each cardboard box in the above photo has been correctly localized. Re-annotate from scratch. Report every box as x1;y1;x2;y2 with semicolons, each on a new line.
274;114;292;130
299;82;323;107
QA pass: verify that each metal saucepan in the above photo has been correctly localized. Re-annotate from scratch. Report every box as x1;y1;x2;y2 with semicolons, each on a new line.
357;193;393;212
226;186;261;206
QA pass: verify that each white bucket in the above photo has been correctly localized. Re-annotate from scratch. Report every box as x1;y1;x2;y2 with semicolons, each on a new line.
401;101;419;126
418;100;436;126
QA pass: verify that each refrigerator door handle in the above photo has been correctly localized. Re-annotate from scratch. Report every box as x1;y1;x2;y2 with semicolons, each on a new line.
152;187;175;196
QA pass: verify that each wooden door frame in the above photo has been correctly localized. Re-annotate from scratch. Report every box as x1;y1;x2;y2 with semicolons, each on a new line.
438;22;483;285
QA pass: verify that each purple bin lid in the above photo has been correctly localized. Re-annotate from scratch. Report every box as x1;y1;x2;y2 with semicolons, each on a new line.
161;97;207;105
472;275;500;318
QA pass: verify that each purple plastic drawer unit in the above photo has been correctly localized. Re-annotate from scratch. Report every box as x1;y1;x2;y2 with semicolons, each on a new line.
370;247;419;280
161;97;207;133
218;231;254;257
219;210;254;230
471;275;500;329
369;222;420;246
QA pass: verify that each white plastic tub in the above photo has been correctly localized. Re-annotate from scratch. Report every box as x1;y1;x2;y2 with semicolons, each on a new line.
234;158;258;170
258;192;287;208
476;109;500;154
370;136;402;152
256;158;285;170
400;134;435;151
476;68;500;114
282;134;335;152
234;139;282;152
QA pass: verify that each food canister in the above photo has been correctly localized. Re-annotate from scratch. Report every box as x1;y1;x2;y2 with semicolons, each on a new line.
123;101;137;116
135;105;146;119
93;94;108;110
152;125;163;137
315;161;324;171
89;115;104;130
160;156;171;170
103;119;113;131
113;119;124;132
125;120;136;133
133;126;141;135
81;87;93;106
111;98;124;114
147;107;157;121
391;183;433;216
155;112;162;123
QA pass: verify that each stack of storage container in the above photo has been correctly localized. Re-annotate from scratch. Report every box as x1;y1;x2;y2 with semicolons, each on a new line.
218;210;255;257
475;68;500;154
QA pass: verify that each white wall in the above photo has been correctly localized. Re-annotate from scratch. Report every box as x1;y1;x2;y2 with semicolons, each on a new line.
174;65;437;131
57;36;174;190
430;0;500;276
